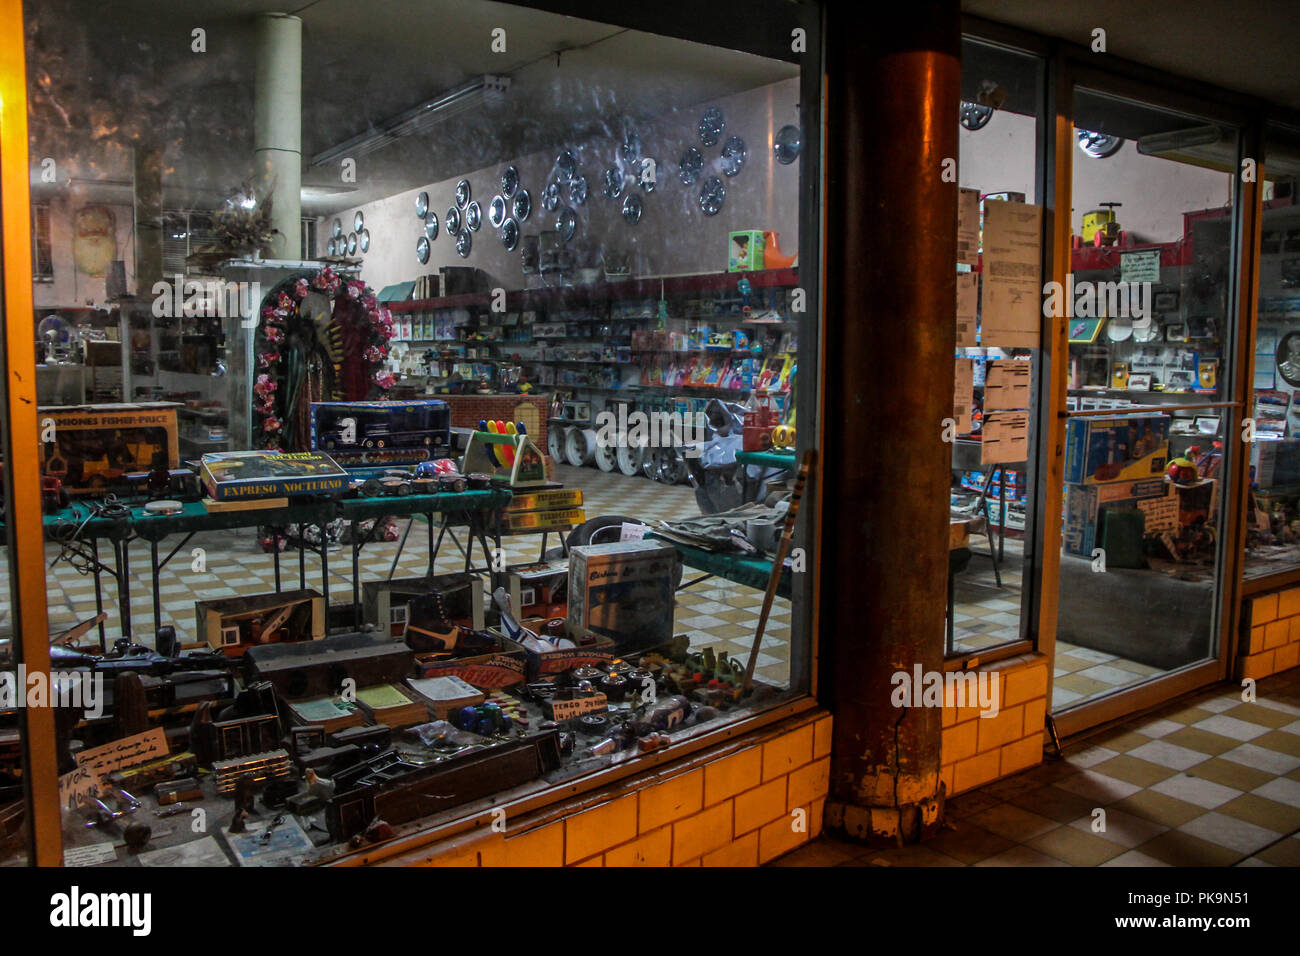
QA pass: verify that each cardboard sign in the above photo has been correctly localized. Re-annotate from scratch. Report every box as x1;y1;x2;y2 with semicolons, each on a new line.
58;763;101;811
956;187;981;266
956;272;979;347
981;410;1029;465
544;693;609;721
75;728;168;783
984;360;1031;411
980;201;1043;348
954;359;974;434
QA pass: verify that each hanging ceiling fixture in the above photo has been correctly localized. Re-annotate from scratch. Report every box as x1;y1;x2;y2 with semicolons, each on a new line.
311;75;510;166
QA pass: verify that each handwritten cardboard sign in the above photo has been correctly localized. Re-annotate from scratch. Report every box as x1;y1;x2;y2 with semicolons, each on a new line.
58;763;101;812
75;728;168;784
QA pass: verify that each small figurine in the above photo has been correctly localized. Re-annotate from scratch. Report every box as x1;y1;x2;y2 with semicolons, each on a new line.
304;768;335;801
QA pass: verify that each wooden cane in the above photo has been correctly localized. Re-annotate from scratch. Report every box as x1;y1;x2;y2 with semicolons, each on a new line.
742;449;815;693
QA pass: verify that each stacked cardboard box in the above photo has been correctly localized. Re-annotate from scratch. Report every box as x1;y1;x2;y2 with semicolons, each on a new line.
1062;413;1172;559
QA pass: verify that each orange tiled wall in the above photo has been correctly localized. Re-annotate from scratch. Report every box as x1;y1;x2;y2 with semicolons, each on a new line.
1240;589;1300;680
940;653;1048;796
375;710;831;867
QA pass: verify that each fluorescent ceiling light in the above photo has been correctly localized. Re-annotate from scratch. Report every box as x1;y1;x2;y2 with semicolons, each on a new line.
311;75;510;167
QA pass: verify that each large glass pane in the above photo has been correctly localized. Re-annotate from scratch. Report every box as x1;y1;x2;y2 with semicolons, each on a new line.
1056;89;1237;710
21;0;818;863
1244;123;1300;579
948;39;1044;658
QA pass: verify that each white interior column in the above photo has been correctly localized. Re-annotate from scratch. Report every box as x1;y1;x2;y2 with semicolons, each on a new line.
253;12;302;259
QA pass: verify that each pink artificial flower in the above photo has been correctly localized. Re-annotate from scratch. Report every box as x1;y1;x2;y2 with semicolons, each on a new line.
277;292;294;310
293;278;310;299
263;326;285;345
346;281;364;300
263;416;282;432
374;371;395;389
363;345;384;363
258;351;281;368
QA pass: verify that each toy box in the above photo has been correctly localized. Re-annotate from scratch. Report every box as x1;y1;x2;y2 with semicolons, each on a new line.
310;399;450;465
567;540;680;653
195;588;324;656
1251;438;1300;490
1064;413;1171;484
362;572;483;639
1063;478;1167;557
414;640;528;689
728;230;765;272
492;626;617;680
506;560;569;620
38;402;180;494
200;450;349;500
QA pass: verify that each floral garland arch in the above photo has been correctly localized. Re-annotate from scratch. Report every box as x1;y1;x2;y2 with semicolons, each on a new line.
253;266;396;450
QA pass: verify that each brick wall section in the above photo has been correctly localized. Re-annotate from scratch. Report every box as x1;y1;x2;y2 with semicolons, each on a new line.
371;710;831;867
1239;588;1300;680
442;394;548;452
940;652;1049;796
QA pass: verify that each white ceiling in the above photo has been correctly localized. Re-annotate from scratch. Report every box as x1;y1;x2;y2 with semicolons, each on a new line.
26;0;796;214
964;0;1300;113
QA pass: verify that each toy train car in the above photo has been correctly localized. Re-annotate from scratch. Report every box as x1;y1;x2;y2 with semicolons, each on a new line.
311;400;451;464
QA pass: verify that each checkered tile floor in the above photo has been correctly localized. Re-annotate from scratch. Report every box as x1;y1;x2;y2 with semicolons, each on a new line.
17;465;792;688
773;669;1300;866
953;537;1168;710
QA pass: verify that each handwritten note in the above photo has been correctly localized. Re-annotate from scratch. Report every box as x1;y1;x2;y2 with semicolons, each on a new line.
58;763;101;812
981;201;1043;348
956;272;979;347
1138;491;1179;534
1121;249;1161;285
75;728;168;784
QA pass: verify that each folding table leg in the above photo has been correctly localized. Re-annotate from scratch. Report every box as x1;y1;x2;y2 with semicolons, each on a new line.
91;537;106;649
118;536;132;640
151;539;162;637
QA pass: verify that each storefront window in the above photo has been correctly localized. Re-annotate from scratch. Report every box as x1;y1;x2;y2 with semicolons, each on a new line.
0;422;23;864
1244;123;1300;579
948;39;1044;658
15;0;817;863
1055;88;1237;710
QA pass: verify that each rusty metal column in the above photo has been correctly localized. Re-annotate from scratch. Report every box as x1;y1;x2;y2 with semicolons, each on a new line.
819;1;960;844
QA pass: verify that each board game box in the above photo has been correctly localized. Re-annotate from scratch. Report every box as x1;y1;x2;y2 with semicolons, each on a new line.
200;450;349;500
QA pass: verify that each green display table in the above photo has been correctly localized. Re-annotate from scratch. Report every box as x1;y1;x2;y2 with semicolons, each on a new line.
735;450;796;470
41;488;513;641
651;535;792;600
